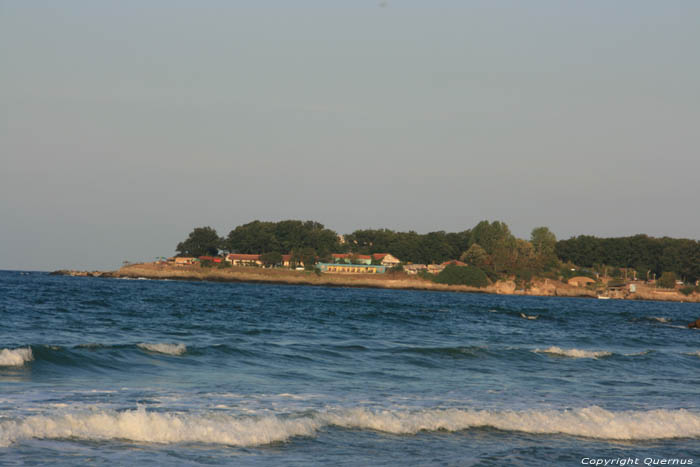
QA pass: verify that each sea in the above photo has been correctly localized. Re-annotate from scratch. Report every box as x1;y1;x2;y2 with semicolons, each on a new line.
1;270;699;466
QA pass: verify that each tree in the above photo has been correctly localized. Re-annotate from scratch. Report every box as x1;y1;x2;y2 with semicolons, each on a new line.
176;227;221;257
530;226;558;270
260;252;283;267
460;244;490;269
657;271;677;289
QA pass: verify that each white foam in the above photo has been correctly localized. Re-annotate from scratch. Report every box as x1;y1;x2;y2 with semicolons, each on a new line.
650;317;670;323
0;347;33;366
0;406;698;447
137;343;187;356
534;346;612;359
686;350;700;357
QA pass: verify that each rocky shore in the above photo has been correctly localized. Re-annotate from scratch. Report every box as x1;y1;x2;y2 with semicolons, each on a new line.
50;263;700;303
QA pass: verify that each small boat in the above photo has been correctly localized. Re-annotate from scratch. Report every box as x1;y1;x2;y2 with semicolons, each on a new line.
597;295;611;300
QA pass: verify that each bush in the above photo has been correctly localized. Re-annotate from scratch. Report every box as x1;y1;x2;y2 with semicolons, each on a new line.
680;286;695;296
200;259;214;268
657;271;677;289
434;265;489;288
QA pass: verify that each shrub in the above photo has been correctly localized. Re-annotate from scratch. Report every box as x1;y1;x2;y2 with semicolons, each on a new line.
657;272;677;289
434;265;489;288
679;286;695;296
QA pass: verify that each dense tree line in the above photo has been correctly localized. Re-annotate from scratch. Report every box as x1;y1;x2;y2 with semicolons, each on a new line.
175;220;699;284
556;235;700;282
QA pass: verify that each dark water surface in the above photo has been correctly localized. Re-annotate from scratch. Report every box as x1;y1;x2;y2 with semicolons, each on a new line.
1;271;699;465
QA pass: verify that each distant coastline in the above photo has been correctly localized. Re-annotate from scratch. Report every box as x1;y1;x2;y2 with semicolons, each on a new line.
51;263;700;304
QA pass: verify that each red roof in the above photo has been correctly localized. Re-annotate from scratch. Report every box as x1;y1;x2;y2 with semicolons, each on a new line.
332;253;350;258
441;260;467;266
372;253;388;260
199;256;222;262
227;254;261;260
356;254;372;260
282;254;292;261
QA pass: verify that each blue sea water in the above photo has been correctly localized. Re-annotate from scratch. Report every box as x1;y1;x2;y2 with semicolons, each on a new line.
1;270;699;466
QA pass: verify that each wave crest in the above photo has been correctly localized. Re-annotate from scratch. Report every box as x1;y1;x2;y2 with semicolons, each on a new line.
137;343;187;355
534;346;612;359
0;347;33;366
1;406;699;447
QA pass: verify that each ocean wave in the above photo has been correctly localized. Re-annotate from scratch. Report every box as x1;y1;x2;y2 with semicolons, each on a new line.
533;346;612;359
649;317;670;323
686;350;700;357
0;347;33;366
137;343;187;355
1;406;698;447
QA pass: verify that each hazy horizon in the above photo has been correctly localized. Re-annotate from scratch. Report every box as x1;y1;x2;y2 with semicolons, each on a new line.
2;1;699;271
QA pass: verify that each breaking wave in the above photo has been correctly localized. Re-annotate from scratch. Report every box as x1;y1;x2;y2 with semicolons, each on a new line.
0;347;33;366
1;406;698;447
533;346;612;359
137;343;187;356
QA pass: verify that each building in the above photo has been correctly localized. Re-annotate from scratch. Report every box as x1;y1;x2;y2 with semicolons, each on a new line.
441;260;467;267
372;253;401;268
171;257;197;266
568;276;596;287
316;263;386;274
226;254;262;267
404;264;427;275
331;253;372;265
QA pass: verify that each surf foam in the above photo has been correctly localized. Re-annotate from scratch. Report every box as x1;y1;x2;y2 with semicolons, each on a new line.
534;346;612;359
137;343;187;355
1;406;698;447
0;347;33;366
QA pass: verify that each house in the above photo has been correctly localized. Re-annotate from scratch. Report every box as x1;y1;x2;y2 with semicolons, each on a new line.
172;257;197;266
427;264;445;274
226;254;262;267
404;264;427;275
441;260;467;267
372;253;401;268
317;263;386;274
331;253;372;265
568;276;596;287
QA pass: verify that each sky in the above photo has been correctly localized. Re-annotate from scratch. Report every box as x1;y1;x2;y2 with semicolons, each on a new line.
1;1;699;271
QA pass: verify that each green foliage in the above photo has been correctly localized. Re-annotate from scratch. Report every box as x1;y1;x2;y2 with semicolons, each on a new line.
176;227;221;257
657;271;677;289
200;259;214;268
344;228;470;264
530;226;558;270
224;220;339;257
460;243;489;269
216;260;231;269
260;252;283;267
610;268;622;278
679;286;695;296
433;265;489;288
389;263;404;273
556;234;700;283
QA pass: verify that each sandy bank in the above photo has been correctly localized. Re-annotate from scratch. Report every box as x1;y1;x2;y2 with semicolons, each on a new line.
51;263;700;303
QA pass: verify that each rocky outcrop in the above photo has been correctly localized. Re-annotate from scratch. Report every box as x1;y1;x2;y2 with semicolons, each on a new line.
50;270;117;278
688;319;700;329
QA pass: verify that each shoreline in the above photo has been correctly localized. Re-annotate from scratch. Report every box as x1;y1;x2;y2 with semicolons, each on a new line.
50;263;700;304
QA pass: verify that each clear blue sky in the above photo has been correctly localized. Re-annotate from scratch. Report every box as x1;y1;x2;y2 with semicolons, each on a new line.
2;1;699;270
